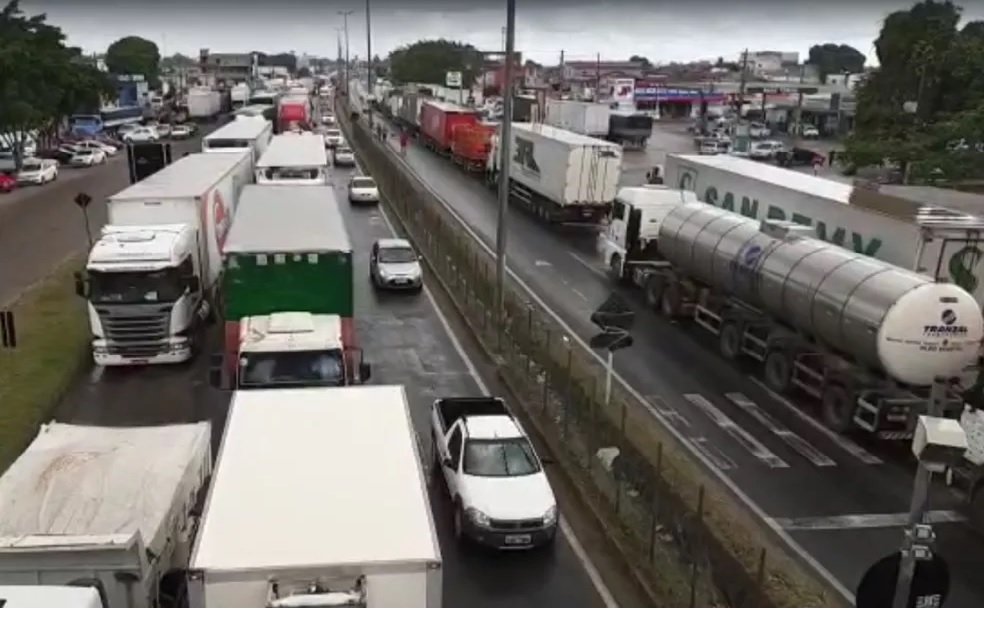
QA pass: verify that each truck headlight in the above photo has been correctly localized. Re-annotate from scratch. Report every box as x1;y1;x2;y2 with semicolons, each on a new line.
466;507;491;528
543;505;558;527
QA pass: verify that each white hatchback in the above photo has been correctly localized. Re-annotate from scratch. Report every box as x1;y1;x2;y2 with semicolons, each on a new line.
348;176;379;204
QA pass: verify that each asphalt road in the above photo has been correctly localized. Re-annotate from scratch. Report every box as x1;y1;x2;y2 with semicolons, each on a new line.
48;157;606;607
374;114;984;606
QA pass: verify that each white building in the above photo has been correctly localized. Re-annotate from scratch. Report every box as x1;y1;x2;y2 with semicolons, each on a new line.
744;51;800;74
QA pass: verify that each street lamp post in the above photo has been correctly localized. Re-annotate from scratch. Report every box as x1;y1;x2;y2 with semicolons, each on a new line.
365;0;373;127
339;10;353;93
495;0;516;324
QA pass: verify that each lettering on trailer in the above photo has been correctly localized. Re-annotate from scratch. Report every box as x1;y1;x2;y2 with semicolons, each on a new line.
213;191;230;250
923;308;969;338
675;165;884;259
513;137;540;176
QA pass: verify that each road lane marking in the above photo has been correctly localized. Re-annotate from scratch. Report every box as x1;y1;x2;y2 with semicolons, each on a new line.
369;124;854;604
685;393;789;469
750;379;883;465
568;251;607;277
534;259;552;267
572;289;588;302
646;394;692;430
726;392;836;468
688;436;737;470
774;510;965;531
374;201;618;608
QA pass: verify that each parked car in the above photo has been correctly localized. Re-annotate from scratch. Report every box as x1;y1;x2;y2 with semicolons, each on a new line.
156;123;172;138
170;125;193;140
748;122;770;139
800;124;820;139
775;146;825;168
16;158;58;185
0;173;17;193
75;139;118;156
698;138;729;155
116;123;140;137
333;145;356;166
369;238;423;292
321;113;337;126
348;176;379;204
123;126;159;143
749;140;785;160
324;128;343;148
68;148;106;167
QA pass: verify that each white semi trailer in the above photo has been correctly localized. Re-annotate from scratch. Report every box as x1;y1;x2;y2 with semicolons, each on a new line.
0;422;211;607
601;186;984;437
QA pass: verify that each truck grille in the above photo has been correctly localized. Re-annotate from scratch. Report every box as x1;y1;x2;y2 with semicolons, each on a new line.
96;303;172;356
489;518;544;530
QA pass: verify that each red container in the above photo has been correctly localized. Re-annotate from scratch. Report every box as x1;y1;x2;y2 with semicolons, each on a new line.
419;101;479;153
277;98;311;131
451;123;495;171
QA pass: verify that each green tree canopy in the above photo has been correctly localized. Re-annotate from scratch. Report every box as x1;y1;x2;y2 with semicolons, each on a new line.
806;43;866;81
105;35;161;86
0;1;114;163
388;39;484;86
843;1;984;184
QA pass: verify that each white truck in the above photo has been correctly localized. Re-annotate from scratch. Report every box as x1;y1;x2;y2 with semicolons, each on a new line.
202;117;273;165
230;83;251;108
255;134;329;185
431;397;558;549
187;88;222;120
545;99;611;137
0;421;211;607
663;154;984;309
486;123;622;224
188;386;442;607
76;151;252;366
601;186;984;437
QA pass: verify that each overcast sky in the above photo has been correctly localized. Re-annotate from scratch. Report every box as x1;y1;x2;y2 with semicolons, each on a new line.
21;0;984;66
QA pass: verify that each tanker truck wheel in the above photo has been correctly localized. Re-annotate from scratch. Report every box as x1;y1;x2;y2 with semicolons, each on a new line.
644;276;664;309
608;255;624;285
821;385;855;433
764;350;793;392
660;284;682;319
719;322;741;360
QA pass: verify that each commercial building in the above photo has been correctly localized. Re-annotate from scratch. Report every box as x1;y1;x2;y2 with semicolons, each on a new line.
199;49;257;88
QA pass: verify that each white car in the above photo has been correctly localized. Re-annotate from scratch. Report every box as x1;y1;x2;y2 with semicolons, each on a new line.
68;148;106;167
348;176;379;204
123;127;159;143
698;139;728;155
324;128;343;148
321;113;336;125
75;140;118;156
800;124;820;139
749;140;785;160
170;125;193;140
117;123;140;137
431;397;558;549
156;123;172;138
333;145;355;167
748;123;770;139
369;238;422;292
17;158;58;185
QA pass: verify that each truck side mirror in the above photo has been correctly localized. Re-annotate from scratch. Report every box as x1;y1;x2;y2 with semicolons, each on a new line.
359;361;372;383
73;271;87;298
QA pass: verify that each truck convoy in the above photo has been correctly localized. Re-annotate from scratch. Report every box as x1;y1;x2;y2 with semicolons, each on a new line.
187;88;221;120
77;151;252;366
219;185;368;388
188;387;442;607
545;99;611;137
255;134;329;185
419;101;480;154
607;112;654;148
663;154;984;309
451;122;495;172
202;117;273;165
486;123;623;224
602;187;984;436
0;421;211;607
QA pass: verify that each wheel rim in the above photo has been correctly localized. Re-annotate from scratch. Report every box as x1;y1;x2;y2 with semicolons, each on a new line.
765;352;791;391
609;256;621;282
823;388;851;432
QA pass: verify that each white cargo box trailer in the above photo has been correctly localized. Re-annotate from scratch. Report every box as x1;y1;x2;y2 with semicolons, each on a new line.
188;386;442;608
545;99;611;137
203;117;273;165
188;89;221;119
488;123;622;224
664;154;984;309
0;422;211;607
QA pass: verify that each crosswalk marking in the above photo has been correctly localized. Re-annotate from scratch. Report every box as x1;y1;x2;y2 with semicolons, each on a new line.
648;394;736;470
750;379;883;465
688;436;737;470
726;392;837;468
685;393;789;469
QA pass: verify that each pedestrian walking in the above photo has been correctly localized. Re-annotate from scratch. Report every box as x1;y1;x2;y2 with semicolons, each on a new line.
399;130;409;156
812;154;824;176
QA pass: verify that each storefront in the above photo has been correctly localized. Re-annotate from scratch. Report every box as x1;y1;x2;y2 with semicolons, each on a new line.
634;84;727;119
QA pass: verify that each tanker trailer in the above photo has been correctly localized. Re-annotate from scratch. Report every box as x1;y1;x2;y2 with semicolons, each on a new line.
646;201;984;436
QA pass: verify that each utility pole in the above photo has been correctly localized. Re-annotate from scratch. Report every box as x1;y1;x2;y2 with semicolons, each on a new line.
495;0;516;324
595;52;601;101
365;0;373;126
339;10;353;94
559;49;565;93
737;48;749;116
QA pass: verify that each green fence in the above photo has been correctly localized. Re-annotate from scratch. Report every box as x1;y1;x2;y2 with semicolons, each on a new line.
341;108;845;608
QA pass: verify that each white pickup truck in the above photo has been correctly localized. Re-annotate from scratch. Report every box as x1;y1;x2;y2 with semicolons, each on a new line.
430;397;558;549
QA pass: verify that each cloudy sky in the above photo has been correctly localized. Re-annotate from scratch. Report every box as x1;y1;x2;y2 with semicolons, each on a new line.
20;0;984;66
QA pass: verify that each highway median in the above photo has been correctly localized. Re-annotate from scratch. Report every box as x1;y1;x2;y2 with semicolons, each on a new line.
340;105;846;607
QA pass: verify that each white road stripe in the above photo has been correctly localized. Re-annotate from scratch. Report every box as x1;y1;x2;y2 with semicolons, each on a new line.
688;436;737;471
374;202;618;608
727;392;836;468
750;379;883;465
646;394;693;430
534;260;552;267
572;289;589;302
568;251;608;278
774;510;965;531
685;394;789;469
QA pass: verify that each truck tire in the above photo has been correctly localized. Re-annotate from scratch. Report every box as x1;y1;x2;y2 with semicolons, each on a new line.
644;276;664;310
719;322;741;360
660;284;682;319
608;255;623;285
764;350;793;392
821;385;855;433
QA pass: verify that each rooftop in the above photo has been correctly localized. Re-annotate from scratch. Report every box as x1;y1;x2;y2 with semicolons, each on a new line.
376;237;412;250
256;134;328;168
190;386;440;572
513;122;622;150
464;414;524;440
89;224;189;268
224;185;349;253
240;312;343;352
109;152;250;201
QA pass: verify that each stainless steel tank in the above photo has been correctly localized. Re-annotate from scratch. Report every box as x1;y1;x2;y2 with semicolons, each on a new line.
658;202;983;385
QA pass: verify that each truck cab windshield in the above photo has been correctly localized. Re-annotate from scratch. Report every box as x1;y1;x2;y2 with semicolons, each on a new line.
239;349;345;388
88;268;184;304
